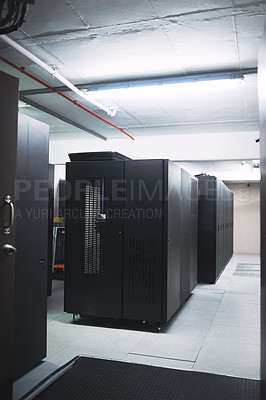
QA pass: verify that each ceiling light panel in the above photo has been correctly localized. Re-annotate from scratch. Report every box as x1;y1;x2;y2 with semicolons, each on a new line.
87;75;246;126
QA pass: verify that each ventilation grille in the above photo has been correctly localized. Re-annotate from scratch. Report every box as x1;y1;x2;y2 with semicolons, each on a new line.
127;236;156;306
84;184;102;275
233;263;260;278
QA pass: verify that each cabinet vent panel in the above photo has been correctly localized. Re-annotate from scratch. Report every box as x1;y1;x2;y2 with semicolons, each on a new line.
127;236;156;306
84;185;102;275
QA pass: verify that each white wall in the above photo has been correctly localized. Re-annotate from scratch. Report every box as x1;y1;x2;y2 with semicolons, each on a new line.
49;130;259;164
54;165;65;217
226;182;260;255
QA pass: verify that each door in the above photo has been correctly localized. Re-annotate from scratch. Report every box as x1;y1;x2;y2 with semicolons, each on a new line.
0;71;18;398
123;160;164;322
259;27;266;397
14;114;49;379
65;161;124;319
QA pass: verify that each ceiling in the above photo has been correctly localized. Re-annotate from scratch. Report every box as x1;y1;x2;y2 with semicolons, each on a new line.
0;0;265;145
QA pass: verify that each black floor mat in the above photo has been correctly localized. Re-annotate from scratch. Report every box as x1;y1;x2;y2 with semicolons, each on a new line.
32;356;260;400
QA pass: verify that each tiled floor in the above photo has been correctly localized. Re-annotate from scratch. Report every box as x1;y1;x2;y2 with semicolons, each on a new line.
13;253;260;400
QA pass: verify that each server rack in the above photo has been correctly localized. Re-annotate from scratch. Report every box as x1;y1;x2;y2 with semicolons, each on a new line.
47;164;54;297
180;169;198;303
14;113;49;379
65;153;198;326
58;179;67;218
196;175;233;283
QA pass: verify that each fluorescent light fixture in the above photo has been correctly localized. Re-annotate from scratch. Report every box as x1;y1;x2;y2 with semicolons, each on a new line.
87;73;244;99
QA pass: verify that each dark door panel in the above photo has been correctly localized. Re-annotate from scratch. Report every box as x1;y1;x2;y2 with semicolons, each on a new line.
65;161;124;319
0;71;18;399
14;114;49;379
123;160;164;322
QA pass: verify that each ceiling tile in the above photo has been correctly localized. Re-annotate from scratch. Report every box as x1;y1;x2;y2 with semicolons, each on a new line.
21;0;87;36
234;13;266;68
151;0;231;17
101;29;186;77
69;0;156;28
115;98;173;126
41;29;186;82
165;14;239;72
154;84;247;123
232;0;265;6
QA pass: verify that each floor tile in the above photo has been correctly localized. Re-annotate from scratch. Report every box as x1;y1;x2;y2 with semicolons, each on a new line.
166;319;213;338
181;298;221;313
212;307;260;328
206;324;260;346
194;337;260;379
73;326;148;353
130;332;205;362
189;292;224;303
219;293;260;306
226;277;260;295
173;308;218;325
193;284;225;295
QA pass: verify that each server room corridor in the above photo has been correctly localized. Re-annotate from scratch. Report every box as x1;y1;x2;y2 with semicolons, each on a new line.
13;253;260;399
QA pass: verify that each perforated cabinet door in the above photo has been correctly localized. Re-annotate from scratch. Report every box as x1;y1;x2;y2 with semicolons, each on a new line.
123;160;164;322
65;161;124;319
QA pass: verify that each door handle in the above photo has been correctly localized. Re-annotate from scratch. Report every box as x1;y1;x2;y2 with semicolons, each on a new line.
95;213;106;232
2;244;17;256
3;195;15;235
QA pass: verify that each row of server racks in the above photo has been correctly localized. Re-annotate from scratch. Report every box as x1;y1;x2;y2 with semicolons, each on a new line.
197;175;234;283
64;153;198;327
64;153;234;327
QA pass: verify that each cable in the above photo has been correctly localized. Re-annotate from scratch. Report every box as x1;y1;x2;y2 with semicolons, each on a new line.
0;0;35;34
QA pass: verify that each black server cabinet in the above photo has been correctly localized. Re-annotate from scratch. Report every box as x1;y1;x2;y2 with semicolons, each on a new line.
122;159;182;323
14;113;49;379
65;159;124;319
58;179;67;218
180;169;198;303
47;164;54;297
197;175;233;283
65;154;198;325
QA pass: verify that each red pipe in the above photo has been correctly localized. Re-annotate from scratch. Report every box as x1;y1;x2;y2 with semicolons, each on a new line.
0;55;134;140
